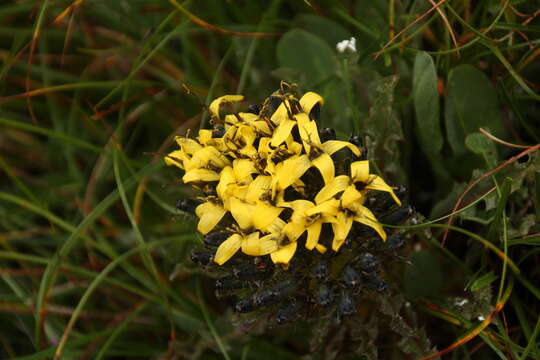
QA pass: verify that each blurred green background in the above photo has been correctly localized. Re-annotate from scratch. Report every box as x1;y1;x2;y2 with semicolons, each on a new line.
0;0;539;359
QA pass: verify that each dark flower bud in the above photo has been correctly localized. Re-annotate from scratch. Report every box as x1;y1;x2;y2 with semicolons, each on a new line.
338;291;356;316
176;198;202;215
235;297;255;313
247;103;262;115
357;252;378;273
312;260;329;280
317;283;335;306
233;264;273;280
319;127;336;142
204;231;231;247
212;125;225;138
341;265;361;288
364;274;387;293
215;276;245;291
190;250;214;266
276;298;303;325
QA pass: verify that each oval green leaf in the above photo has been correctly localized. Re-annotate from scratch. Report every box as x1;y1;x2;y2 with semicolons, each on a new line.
413;52;443;154
276;29;337;87
445;65;505;155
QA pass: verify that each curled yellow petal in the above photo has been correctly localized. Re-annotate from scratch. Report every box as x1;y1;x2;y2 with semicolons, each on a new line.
341;185;363;209
232;159;256;183
315;243;327;254
314;175;349;204
283;221;306;243
183;169;220;183
276;154;311;191
245;232;279;256
271;118;296;147
245;175;272;203
299;92;324;114
353;205;387;241
365;175;402;205
195;201;226;235
350;160;369;183
230;197;254;230
311;153;336;185
271;241;298;265
331;212;353;251
164;150;187;169
321;140;361;157
253;202;283;231
209;95;244;119
296;113;321;152
306;198;340;217
305;222;322;250
214;234;242;265
176;137;203;155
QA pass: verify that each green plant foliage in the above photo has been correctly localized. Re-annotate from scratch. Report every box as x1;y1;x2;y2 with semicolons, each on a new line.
276;29;338;87
445;65;506;156
0;0;539;359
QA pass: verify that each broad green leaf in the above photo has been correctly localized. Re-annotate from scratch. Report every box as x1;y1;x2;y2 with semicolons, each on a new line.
296;14;351;49
413;52;442;154
276;29;337;87
445;64;505;155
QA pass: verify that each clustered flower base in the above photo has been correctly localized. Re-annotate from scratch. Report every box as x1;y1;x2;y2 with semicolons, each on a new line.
166;84;413;333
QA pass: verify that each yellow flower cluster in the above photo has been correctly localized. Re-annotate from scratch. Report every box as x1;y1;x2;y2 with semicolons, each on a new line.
166;89;400;266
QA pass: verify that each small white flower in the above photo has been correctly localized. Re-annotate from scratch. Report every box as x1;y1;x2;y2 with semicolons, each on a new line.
478;315;485;321
336;37;356;53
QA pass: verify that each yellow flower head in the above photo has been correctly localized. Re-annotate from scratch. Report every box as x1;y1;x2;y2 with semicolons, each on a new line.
166;84;402;266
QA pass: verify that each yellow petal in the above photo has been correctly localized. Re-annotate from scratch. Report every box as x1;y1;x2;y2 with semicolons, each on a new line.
311;152;336;185
197;129;213;145
164;150;187;168
353;205;387;241
365;175;402;205
229;197;254;230
288;199;314;223
241;232;259;256
176;137;202;155
299;92;324;114
350;160;370;183
245;175;272;203
305;222;322;250
233;159;256;183
321;140;361;157
253;202;283;231
266;217;286;234
341;185;364;209
216;166;234;198
331;212;353;251
296;113;321;152
195;202;226;235
271;118;296;147
186;146;229;171
258;137;272;155
315;175;349;204
306;198;340;217
248;233;279;255
271;242;297;265
269;99;289;126
315;243;327;254
277;154;312;190
209;95;244;119
251;120;272;135
214;233;242;265
183;169;220;183
283;221;306;243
